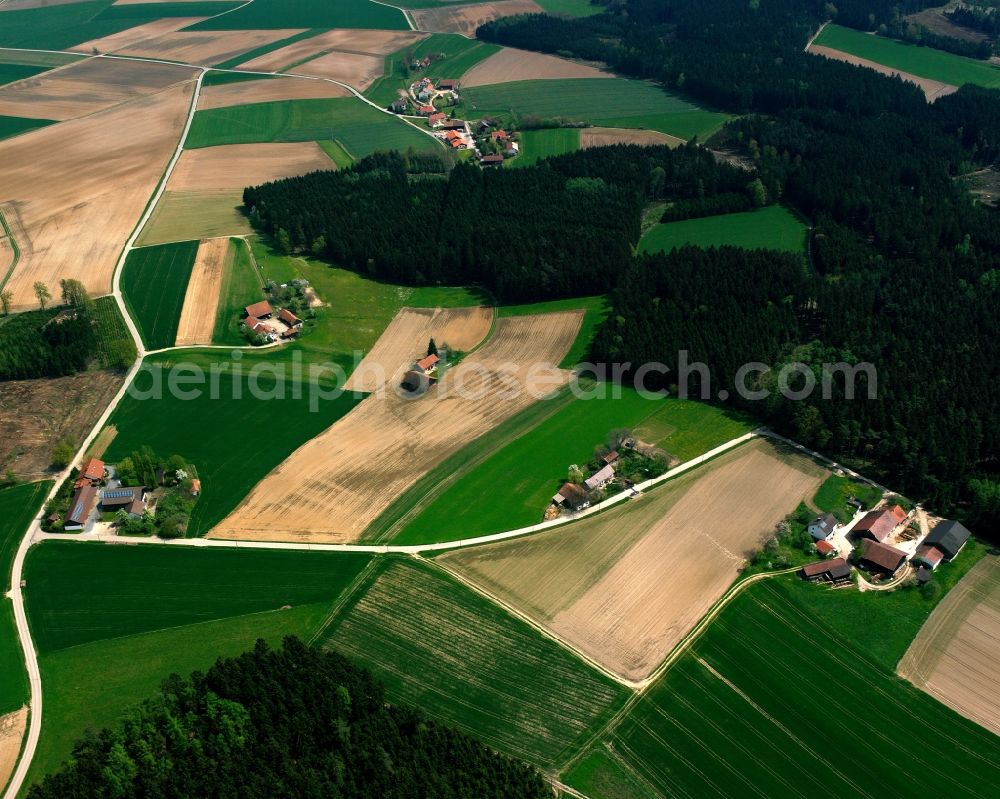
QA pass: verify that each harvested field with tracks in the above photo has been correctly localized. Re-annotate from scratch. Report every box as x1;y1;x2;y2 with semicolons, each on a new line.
70;17;206;54
0;707;27;794
0;80;195;310
898;556;1000;735
137;190;251;246
168;142;334;191
0;56;195;121
0;370;125;480
196;76;350;110
343;306;493;393
581;126;684;148
411;1;543;37
237;28;424;74
114;28;306;65
212;310;582;543
285;51;384;90
808;44;958;102
461;47;609;87
442;438;827;682
174;237;231;346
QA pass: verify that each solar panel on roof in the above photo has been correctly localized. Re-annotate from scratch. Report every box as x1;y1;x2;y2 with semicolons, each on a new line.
102;489;134;499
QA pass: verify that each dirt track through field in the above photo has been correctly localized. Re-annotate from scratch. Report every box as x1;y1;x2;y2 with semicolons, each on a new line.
238;28;425;74
0;56;196;121
168;142;335;191
0;80;196;310
343;306;494;393
71;17;206;54
443;439;826;681
581;127;684;149
411;1;543;37
114;28;307;66
461;47;610;87
211;310;582;543
174;237;231;346
898;556;1000;735
196;76;351;110
808;44;959;102
0;707;27;795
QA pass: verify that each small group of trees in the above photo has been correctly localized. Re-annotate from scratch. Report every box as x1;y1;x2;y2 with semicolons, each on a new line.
116;447;198;538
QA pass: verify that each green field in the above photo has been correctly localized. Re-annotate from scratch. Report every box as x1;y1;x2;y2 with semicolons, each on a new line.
815;24;1000;89
0;62;49;87
535;0;605;16
564;576;1000;798
0;115;55;142
91;296;139;369
318;558;629;768
462;78;731;141
95;1;242;19
187;0;408;31
212;238;262;345
317;138;354;168
365;33;502;108
24;542;371;652
103;357;364;534
29;602;329;783
511;128;580;166
639;204;808;255
185;97;438;157
0;50;82;68
0;0;130;50
120;241;199;350
389;387;753;544
0;481;50;716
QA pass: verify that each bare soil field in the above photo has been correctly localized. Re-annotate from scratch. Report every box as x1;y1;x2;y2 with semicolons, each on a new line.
71;17;206;54
441;439;827;682
344;306;494;393
0;56;195;121
0;707;27;795
411;1;544;37
0;81;196;310
461;47;610;87
114;29;307;66
196;76;351;111
808;44;959;102
211;311;582;543
137;189;251;247
898;556;1000;735
0;0;86;9
237;29;425;74
0;370;125;480
288;51;386;90
174;237;231;346
169;142;333;192
581;126;684;149
0;236;13;278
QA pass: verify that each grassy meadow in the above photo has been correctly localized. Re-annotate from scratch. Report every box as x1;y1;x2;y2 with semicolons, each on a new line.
814;24;1000;89
136;190;251;247
462;78;732;141
120;241;198;350
318;558;630;769
185;97;438;157
564;575;1000;798
0;481;50;716
639;204;808;255
365;33;501;108
0;115;55;142
534;0;605;16
0;62;49;87
187;0;408;31
511;128;581;166
389;388;754;544
212;238;262;345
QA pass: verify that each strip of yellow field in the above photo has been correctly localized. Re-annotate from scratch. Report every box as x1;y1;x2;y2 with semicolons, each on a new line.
174;237;231;346
808;43;958;102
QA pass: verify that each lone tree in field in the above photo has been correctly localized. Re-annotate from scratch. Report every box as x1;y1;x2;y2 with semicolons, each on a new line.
33;281;51;310
0;289;11;316
427;338;438;357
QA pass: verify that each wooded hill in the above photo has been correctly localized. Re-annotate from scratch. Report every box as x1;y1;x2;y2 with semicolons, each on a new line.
26;637;551;799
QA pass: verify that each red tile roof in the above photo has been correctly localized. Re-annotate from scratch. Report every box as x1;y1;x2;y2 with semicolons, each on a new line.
245;300;273;319
860;539;907;574
278;308;302;327
416;353;439;371
853;508;898;542
81;457;104;481
815;539;836;556
802;557;847;578
915;545;944;566
481;154;503;164
491;130;508;141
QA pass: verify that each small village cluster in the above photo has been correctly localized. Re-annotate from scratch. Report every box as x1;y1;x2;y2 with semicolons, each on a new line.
388;73;520;165
242;300;303;344
551;449;620;514
800;501;972;587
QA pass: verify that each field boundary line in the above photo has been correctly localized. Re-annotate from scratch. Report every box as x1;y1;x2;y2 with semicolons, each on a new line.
369;0;416;31
307;558;381;645
0;209;20;292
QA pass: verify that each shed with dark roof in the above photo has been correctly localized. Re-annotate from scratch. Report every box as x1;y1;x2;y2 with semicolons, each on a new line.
923;520;971;561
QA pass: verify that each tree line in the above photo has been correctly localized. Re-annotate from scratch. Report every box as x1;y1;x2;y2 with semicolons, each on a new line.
27;637;551;799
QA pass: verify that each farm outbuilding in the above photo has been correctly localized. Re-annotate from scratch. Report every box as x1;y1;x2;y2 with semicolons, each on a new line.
553;482;590;512
815;539;837;557
64;485;98;530
100;486;146;517
853;505;905;543
800;557;851;584
923;520;971;561
858;539;908;577
245;300;273;319
584;465;614;491
914;544;945;570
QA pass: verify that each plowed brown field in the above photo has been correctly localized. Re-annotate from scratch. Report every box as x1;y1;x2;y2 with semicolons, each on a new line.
898;556;1000;735
114;28;306;66
411;1;543;37
461;47;610;87
442;439;827;682
174;237;231;346
211;310;581;543
71;17;206;54
237;29;425;74
0;708;27;796
169;142;334;191
0;80;196;310
581;127;684;149
196;76;350;110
